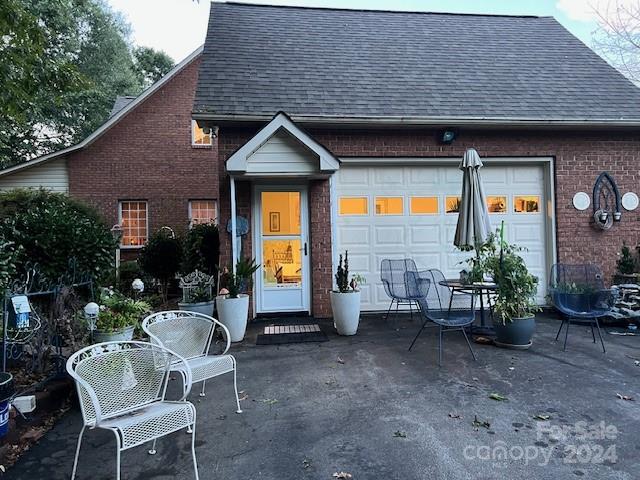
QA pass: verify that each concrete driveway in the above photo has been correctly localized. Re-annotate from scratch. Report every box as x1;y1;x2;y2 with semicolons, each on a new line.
9;314;640;479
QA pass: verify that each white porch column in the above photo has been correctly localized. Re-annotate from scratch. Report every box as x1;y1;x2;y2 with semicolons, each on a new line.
230;175;237;274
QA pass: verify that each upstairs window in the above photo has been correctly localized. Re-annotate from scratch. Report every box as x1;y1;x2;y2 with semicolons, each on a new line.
119;201;148;248
192;120;212;146
189;200;217;226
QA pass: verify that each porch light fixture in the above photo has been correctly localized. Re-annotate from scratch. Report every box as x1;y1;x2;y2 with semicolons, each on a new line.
440;129;457;144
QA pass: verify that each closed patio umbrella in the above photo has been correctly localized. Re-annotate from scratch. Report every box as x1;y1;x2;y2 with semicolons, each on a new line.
453;148;492;249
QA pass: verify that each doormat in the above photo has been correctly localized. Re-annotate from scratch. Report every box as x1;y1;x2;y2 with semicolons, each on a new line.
256;324;329;345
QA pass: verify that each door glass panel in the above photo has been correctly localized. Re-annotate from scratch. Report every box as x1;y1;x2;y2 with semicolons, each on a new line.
375;197;403;215
261;192;300;236
514;195;540;213
410;196;438;214
487;196;507;213
262;239;302;287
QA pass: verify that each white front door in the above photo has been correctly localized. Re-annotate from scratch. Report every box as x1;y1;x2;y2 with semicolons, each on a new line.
254;185;311;314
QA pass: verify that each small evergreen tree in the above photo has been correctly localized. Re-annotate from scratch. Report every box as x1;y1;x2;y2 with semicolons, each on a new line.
617;243;636;275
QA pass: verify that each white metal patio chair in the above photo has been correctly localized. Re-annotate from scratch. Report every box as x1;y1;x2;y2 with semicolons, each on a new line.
66;341;199;480
142;310;242;413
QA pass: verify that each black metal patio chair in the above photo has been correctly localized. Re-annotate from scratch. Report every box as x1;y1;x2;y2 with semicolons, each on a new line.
548;263;614;353
380;259;422;323
407;269;477;366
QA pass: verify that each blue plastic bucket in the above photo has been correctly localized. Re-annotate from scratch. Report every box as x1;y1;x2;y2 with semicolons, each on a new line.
0;401;9;437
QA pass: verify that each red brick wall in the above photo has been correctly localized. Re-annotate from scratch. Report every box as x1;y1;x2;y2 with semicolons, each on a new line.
218;126;640;317
67;56;219;260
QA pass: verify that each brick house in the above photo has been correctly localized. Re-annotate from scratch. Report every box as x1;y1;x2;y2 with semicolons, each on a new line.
2;3;640;318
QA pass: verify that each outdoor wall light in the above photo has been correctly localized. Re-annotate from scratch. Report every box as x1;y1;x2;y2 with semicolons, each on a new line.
440;129;457;144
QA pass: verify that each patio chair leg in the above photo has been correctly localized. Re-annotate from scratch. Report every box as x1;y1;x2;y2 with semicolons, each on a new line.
590;324;596;343
233;365;243;414
200;380;206;397
438;326;443;367
191;410;200;480
408;319;429;351
563;318;570;351
113;431;122;480
148;438;157;455
70;425;85;480
595;318;606;354
408;301;414;323
461;328;477;361
384;299;395;322
394;301;400;329
555;319;565;341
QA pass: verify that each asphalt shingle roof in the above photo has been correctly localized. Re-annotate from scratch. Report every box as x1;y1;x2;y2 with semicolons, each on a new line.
109;96;137;118
194;2;640;122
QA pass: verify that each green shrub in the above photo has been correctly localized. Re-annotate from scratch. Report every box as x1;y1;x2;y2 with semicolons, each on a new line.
182;223;220;276
617;243;636;275
0;189;116;284
138;229;182;300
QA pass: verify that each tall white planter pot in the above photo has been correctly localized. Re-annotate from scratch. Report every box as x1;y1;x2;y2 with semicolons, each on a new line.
216;294;249;342
330;290;361;336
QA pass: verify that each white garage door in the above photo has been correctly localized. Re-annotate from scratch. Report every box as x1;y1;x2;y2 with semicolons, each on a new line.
335;163;550;311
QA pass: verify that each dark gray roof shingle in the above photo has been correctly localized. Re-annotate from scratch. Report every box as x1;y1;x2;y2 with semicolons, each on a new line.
194;2;640;122
110;96;137;118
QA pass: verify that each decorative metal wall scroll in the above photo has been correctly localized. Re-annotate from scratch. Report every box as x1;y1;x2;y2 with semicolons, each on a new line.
592;172;622;230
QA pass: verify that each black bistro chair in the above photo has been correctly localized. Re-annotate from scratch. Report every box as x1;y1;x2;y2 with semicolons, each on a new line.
548;263;615;353
380;259;422;323
407;269;477;366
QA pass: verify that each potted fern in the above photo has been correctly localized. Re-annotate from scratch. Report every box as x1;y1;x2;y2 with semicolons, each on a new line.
93;289;151;342
330;251;364;335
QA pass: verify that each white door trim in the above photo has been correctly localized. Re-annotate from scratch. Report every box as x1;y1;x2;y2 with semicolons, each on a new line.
252;184;311;315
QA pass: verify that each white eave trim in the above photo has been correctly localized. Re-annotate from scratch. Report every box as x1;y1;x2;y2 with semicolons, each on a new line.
226;112;340;174
193;112;640;128
0;45;204;178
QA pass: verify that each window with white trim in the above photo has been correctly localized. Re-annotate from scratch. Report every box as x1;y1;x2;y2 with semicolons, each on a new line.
191;120;212;146
189;200;217;226
119;201;148;247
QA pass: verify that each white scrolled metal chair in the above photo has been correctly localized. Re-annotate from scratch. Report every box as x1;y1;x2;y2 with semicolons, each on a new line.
66;341;199;480
142;310;242;414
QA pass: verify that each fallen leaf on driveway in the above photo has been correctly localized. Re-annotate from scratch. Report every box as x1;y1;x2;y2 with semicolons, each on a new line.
489;393;508;401
302;459;312;469
472;415;491;429
239;394;248;401
448;413;461;419
333;472;352;479
261;398;278;405
336;356;345;364
533;414;551;421
616;393;635;401
393;430;407;438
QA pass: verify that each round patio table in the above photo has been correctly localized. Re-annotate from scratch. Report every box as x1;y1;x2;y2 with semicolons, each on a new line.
441;280;497;335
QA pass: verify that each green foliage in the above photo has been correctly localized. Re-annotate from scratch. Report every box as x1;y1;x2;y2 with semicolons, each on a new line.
220;258;260;299
95;288;151;332
474;232;540;324
138;229;182;300
617;243;637;275
335;251;350;293
0;241;20;297
181;223;220;276
0;0;174;168
184;286;212;303
0;189;116;283
554;282;597;295
133;46;174;90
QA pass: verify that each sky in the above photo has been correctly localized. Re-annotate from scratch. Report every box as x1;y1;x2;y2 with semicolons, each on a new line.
106;0;608;63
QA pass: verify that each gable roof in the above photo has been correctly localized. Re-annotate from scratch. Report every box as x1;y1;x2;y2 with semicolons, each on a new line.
109;96;137;117
194;2;640;126
0;46;203;178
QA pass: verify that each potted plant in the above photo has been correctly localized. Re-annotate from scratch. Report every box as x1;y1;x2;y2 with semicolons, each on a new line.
481;232;540;349
216;258;259;342
93;289;151;342
178;270;215;316
330;251;364;336
613;243;640;285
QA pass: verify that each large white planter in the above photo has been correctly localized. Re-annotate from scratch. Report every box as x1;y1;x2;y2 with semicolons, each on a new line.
216;294;249;342
330;290;361;336
94;325;135;343
178;300;215;317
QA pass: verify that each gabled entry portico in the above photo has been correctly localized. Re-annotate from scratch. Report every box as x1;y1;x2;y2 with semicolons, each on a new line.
226;112;339;315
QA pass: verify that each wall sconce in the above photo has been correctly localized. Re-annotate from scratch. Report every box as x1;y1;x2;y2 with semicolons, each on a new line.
592;172;622;230
439;129;457;145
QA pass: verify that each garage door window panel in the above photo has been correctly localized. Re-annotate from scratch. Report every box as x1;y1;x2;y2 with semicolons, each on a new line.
514;195;540;213
339;197;368;215
487;196;507;213
375;197;403;215
410;197;439;215
445;196;461;213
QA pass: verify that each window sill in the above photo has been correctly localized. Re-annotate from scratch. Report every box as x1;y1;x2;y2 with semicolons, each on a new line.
191;144;213;149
